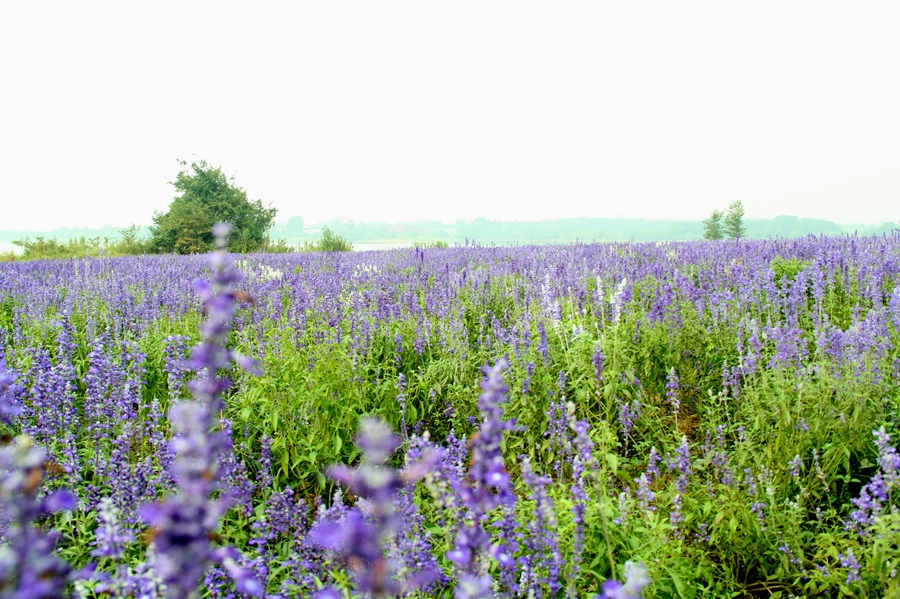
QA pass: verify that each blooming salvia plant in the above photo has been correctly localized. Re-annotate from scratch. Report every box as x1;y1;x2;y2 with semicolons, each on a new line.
310;417;442;598
138;223;262;598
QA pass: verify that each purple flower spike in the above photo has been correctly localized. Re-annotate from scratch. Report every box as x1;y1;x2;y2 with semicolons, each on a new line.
665;367;680;417
0;355;23;427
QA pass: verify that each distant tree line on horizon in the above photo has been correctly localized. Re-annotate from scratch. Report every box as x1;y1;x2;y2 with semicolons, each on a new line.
2;159;897;261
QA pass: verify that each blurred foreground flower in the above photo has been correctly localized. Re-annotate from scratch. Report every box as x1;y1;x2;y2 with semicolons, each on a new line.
139;223;261;598
0;435;76;598
310;417;442;598
599;561;650;599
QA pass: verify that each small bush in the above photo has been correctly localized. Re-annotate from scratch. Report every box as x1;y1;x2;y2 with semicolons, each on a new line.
302;227;353;252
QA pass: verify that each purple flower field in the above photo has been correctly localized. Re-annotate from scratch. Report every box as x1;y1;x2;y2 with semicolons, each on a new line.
1;232;900;597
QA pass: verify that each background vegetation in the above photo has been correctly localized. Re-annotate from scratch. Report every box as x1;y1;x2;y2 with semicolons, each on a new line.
4;214;897;262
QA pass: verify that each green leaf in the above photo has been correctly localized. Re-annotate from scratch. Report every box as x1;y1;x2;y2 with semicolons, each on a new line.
605;452;619;474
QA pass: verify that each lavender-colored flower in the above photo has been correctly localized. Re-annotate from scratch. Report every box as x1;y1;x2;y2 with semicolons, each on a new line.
521;361;535;396
839;549;861;584
635;473;656;513
751;501;767;530
186;223;258;414
592;345;605;384
646;447;661;478
667;437;690;534
455;573;494;599
394;332;403;367
444;360;522;596
567;416;594;597
665;367;680;418
614;490;631;526
396;373;408;442
744;468;758;496
873;426;900;485
92;497;134;559
0;435;77;598
846;428;900;535
546;398;571;479
312;586;343;599
776;533;801;566
0;354;23;427
617;397;641;442
139;405;259;598
788;454;803;482
311;418;441;598
465;359;517;508
599;561;650;599
611;278;629;324
694;522;710;543
520;458;562;597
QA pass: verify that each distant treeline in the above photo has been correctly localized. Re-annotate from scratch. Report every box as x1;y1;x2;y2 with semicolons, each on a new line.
303;215;897;244
2;216;897;260
0;225;152;244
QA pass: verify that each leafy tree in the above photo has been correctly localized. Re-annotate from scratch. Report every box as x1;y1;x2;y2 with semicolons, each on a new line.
150;160;277;254
702;210;724;240
724;200;747;240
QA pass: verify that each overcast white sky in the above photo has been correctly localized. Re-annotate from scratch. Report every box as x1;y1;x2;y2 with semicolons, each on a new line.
1;1;898;230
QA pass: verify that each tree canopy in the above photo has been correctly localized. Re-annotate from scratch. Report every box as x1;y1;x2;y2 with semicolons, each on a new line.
724;200;747;240
150;160;276;254
702;210;724;240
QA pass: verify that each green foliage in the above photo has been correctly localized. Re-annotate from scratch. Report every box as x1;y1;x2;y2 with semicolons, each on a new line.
414;240;450;249
149;159;277;254
259;237;297;253
114;224;151;255
702;210;724;241
770;256;810;286
10;226;150;261
724;200;747;240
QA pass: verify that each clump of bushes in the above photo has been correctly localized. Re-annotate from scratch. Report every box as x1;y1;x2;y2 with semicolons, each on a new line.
10;224;151;260
301;226;354;252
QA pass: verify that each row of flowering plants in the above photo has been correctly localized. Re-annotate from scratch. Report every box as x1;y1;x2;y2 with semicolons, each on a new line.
0;229;899;596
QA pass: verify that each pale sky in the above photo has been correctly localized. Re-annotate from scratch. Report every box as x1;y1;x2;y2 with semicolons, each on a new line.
1;1;898;230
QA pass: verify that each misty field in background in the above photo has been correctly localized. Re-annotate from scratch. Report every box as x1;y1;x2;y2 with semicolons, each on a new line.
1;234;900;597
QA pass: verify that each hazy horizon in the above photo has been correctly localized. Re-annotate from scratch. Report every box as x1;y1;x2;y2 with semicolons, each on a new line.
2;2;898;230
